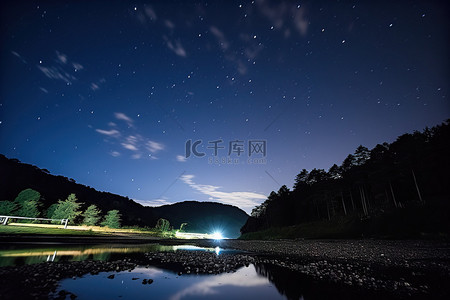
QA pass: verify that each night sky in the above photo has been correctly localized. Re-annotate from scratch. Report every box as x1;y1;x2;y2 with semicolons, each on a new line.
1;1;448;214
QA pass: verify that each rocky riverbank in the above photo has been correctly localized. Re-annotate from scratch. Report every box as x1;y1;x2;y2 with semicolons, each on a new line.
0;239;448;299
0;259;137;299
0;250;256;299
197;239;450;299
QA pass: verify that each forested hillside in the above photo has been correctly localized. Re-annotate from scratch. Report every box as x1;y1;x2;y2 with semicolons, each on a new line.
241;120;450;238
0;155;248;238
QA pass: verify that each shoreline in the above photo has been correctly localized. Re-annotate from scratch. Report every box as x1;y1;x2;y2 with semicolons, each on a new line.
0;237;449;299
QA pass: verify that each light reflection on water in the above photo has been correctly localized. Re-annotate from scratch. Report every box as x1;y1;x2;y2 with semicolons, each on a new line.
0;244;230;266
56;265;286;300
0;245;377;299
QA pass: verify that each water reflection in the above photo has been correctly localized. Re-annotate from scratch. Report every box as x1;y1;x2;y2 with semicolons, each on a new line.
255;262;309;300
169;265;271;300
57;265;286;300
254;263;383;300
46;250;57;262
1;245;391;299
0;244;229;266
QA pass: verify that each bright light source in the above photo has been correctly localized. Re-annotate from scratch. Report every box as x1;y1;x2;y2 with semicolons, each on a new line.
211;231;224;240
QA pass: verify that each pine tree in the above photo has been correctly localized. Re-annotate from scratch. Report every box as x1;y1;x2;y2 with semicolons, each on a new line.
293;169;309;190
51;194;82;224
101;210;121;228
45;204;58;219
16;200;40;218
0;201;17;215
13;189;41;219
82;205;102;226
354;145;371;166
14;189;40;206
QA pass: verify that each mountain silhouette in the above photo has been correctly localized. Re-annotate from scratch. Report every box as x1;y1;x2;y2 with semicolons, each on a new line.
0;154;248;238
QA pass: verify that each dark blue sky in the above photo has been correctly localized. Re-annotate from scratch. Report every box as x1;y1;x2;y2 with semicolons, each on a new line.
1;1;448;213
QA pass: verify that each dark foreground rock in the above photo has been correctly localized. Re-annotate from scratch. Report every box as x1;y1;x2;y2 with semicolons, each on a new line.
0;260;136;299
197;239;450;299
143;250;255;275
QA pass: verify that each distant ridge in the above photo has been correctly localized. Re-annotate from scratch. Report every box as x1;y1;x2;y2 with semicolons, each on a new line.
0;154;248;238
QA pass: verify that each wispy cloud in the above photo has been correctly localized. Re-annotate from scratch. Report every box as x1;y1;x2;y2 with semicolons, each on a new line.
90;83;99;91
11;51;27;64
121;142;138;151
37;51;83;85
134;198;172;207
96;128;120;137
37;65;76;84
114;112;134;127
56;51;68;64
176;155;187;162
131;153;142;159
90;78;106;91
146;140;164;153
165;37;187;57
256;1;287;30
210;26;229;51
145;6;157;20
256;1;309;37
95;112;164;160
39;87;48;94
237;60;248;75
164;19;175;29
180;174;265;212
293;6;309;36
136;8;187;59
136;6;157;24
72;62;84;71
110;151;121;157
208;26;258;75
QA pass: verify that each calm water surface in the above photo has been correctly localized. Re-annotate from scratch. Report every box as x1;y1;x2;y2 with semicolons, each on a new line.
56;265;286;300
0;244;366;299
0;244;232;266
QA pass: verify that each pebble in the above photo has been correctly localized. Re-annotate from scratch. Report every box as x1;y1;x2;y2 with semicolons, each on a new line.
0;239;448;299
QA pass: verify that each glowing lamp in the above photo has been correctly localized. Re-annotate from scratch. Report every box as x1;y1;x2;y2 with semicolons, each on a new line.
211;231;224;240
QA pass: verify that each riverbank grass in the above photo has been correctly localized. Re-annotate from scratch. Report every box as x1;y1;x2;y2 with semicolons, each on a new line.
0;223;161;236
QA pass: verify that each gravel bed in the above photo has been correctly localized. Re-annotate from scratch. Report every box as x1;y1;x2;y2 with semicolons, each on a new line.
0;239;448;299
195;239;450;299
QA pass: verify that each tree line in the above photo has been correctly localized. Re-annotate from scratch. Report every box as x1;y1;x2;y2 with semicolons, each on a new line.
0;189;121;228
241;120;450;235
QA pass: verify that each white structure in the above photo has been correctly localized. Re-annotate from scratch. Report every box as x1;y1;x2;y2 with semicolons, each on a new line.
0;215;69;229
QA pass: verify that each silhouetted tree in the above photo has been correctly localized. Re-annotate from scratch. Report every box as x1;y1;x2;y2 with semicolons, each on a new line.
14;188;40;206
51;193;82;223
0;201;17;215
307;169;329;185
354;145;371;166
328;164;342;180
241;120;450;236
293;169;309;190
277;185;290;198
16;200;40;218
82;204;102;226
12;189;41;219
341;154;356;173
155;218;170;231
45;204;58;219
101;210;121;228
